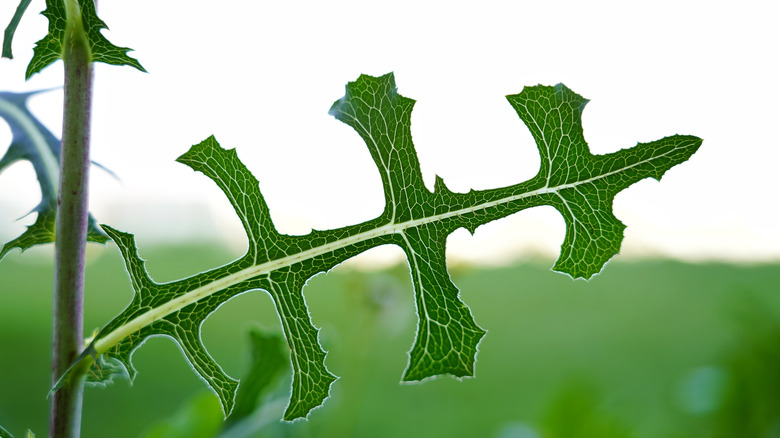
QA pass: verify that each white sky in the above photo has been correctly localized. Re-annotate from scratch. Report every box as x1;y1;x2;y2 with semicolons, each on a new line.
0;0;778;266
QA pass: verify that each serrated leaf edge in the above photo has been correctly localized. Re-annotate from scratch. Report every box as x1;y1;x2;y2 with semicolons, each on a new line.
56;76;701;421
85;134;694;381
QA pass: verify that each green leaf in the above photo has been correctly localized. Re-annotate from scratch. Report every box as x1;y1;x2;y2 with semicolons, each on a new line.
226;328;289;425
2;0;33;59
70;73;700;420
0;426;31;438
140;392;224;438
0;90;109;260
505;84;700;278
542;379;632;437
26;0;145;78
136;328;288;438
0;425;14;438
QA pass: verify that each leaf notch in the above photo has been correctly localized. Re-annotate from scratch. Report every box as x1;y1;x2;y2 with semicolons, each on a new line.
68;73;700;421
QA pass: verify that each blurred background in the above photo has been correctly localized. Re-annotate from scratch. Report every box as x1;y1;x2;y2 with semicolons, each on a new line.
1;0;779;437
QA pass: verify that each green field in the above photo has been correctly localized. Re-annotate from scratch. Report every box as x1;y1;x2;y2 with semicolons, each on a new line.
1;245;778;438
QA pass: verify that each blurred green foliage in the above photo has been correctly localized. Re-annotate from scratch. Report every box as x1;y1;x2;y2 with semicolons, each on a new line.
0;245;778;437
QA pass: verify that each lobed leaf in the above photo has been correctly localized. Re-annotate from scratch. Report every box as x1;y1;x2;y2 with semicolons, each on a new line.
26;0;145;78
70;73;700;420
505;84;701;278
0;90;108;260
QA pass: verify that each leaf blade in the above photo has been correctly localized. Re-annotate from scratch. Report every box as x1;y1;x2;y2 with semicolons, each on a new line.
400;226;486;381
0;425;14;438
506;84;701;278
0;90;109;260
2;0;33;59
25;0;145;79
69;73;701;421
226;328;289;425
76;0;145;71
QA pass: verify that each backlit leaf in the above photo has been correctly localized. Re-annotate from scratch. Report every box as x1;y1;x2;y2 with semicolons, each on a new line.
68;73;700;420
26;0;145;78
0;90;108;260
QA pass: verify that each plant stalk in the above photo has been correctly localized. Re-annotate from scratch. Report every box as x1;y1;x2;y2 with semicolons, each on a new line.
51;2;93;436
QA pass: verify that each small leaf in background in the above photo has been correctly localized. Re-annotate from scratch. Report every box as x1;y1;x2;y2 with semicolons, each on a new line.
0;426;33;438
26;0;145;78
0;425;13;438
72;73;700;420
540;379;634;438
139;327;289;438
226;327;289;426
709;297;780;438
140;392;224;438
0;90;109;260
1;0;33;59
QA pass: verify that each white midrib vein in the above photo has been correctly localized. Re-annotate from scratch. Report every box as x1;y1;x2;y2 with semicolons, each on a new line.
92;146;677;356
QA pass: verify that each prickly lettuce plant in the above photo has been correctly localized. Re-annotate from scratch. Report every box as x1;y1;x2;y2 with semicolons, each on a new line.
62;73;698;421
3;0;143;436
0;89;108;260
0;0;701;435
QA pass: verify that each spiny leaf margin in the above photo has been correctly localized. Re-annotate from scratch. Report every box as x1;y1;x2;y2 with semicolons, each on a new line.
66;73;701;421
0;90;108;260
26;0;145;78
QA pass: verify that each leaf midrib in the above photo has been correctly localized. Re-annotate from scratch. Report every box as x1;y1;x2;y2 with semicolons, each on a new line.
93;145;675;355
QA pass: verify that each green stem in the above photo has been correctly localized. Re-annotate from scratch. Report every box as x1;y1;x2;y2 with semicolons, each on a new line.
51;2;92;436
